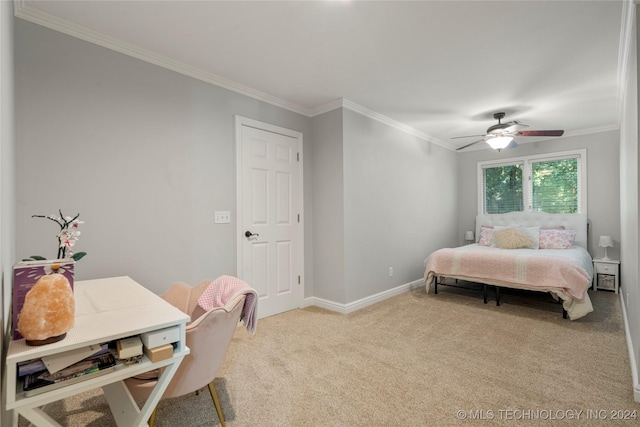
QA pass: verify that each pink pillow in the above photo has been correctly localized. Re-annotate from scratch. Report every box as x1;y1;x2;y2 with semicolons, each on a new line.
478;226;494;246
539;229;576;249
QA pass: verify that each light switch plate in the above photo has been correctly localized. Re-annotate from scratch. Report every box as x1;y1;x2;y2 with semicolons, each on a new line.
214;211;231;224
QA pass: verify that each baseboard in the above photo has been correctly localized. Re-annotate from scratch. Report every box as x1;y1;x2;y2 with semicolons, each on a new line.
302;279;424;315
619;290;640;402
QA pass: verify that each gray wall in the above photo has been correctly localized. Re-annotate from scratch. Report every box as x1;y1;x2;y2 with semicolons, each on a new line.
309;108;459;306
343;110;457;302
310;109;344;302
15;18;458;309
456;130;621;259
14;20;312;296
619;4;639;401
1;2;16;425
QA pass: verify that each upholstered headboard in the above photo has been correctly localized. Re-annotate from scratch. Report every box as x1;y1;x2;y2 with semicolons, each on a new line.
475;212;588;249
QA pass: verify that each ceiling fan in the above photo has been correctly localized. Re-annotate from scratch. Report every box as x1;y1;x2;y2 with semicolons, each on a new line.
453;112;564;151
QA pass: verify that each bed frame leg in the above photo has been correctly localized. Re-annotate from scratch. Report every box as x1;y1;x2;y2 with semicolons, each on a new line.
434;276;438;294
483;284;488;304
495;286;501;306
562;308;567;319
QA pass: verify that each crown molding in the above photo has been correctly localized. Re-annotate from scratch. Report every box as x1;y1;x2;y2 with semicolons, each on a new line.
616;0;635;126
309;99;344;117
13;0;312;117
13;1;614;154
302;97;454;150
564;123;620;138
14;0;454;150
340;99;452;150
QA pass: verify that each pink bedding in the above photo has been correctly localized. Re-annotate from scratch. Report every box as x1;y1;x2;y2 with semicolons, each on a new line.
424;244;594;319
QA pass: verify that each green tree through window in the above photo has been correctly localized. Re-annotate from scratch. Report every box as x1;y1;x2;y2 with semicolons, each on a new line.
531;158;578;213
479;152;583;215
484;164;523;213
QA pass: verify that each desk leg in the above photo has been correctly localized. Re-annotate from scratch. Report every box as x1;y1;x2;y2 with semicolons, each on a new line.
17;407;63;427
9;408;17;427
103;381;142;427
103;360;182;427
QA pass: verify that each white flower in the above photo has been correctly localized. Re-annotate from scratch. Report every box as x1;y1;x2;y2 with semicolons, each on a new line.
30;210;87;261
58;229;79;248
44;262;72;276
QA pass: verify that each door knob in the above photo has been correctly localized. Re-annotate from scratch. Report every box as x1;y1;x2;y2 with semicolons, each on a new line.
245;231;259;238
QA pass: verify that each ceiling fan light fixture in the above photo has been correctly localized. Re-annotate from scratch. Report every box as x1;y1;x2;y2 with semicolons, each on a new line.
486;136;513;150
453;113;564;151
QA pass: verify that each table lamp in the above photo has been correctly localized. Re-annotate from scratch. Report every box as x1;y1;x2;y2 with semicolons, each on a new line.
598;235;613;260
464;231;475;244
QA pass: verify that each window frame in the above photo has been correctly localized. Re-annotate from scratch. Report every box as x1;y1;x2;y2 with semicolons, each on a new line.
477;149;587;215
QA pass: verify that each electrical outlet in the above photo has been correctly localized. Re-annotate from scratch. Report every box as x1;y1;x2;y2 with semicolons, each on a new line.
389;267;393;278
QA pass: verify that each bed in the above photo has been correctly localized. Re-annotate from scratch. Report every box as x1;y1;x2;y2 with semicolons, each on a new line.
423;212;594;320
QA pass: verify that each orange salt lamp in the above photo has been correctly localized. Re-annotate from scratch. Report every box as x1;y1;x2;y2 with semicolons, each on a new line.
17;273;75;346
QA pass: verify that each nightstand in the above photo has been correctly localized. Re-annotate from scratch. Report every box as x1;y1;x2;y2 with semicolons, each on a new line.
592;259;620;293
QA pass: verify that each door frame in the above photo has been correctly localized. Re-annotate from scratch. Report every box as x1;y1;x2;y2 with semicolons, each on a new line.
235;115;304;313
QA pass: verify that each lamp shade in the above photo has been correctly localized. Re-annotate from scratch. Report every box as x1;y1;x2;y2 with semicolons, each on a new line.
598;235;613;260
464;231;475;241
598;235;614;248
486;136;513;150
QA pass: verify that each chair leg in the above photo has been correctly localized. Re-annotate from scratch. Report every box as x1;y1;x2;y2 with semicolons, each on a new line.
148;407;157;427
208;381;226;427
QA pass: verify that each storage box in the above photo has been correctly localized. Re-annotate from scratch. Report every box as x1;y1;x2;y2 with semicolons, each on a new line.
143;344;174;363
117;336;143;359
598;273;615;291
140;326;180;349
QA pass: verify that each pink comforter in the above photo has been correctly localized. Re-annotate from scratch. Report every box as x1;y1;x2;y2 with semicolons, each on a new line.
424;245;592;300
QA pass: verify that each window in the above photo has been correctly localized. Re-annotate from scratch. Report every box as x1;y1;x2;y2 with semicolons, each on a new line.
478;149;586;214
483;163;523;213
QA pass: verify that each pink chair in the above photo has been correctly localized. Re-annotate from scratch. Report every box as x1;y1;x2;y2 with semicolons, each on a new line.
125;280;246;427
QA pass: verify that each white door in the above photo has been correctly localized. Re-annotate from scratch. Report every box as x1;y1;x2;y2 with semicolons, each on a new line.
236;117;303;319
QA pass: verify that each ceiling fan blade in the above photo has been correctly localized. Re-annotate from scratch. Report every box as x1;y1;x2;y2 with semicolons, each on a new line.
456;139;484;151
451;134;486;140
517;130;564;137
503;121;529;132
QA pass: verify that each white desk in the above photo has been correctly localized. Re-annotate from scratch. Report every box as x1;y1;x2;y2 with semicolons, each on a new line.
6;276;190;427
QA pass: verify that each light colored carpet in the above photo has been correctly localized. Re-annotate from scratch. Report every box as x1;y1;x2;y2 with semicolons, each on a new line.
18;285;640;426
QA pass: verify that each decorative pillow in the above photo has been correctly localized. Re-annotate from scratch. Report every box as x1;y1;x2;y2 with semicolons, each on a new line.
524;226;540;248
539;229;576;249
478;226;494;246
492;227;539;249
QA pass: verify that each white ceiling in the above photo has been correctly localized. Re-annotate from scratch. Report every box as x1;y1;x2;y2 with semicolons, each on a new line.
17;0;629;150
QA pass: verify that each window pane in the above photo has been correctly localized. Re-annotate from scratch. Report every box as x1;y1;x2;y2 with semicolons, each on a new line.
531;158;578;213
483;164;523;213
